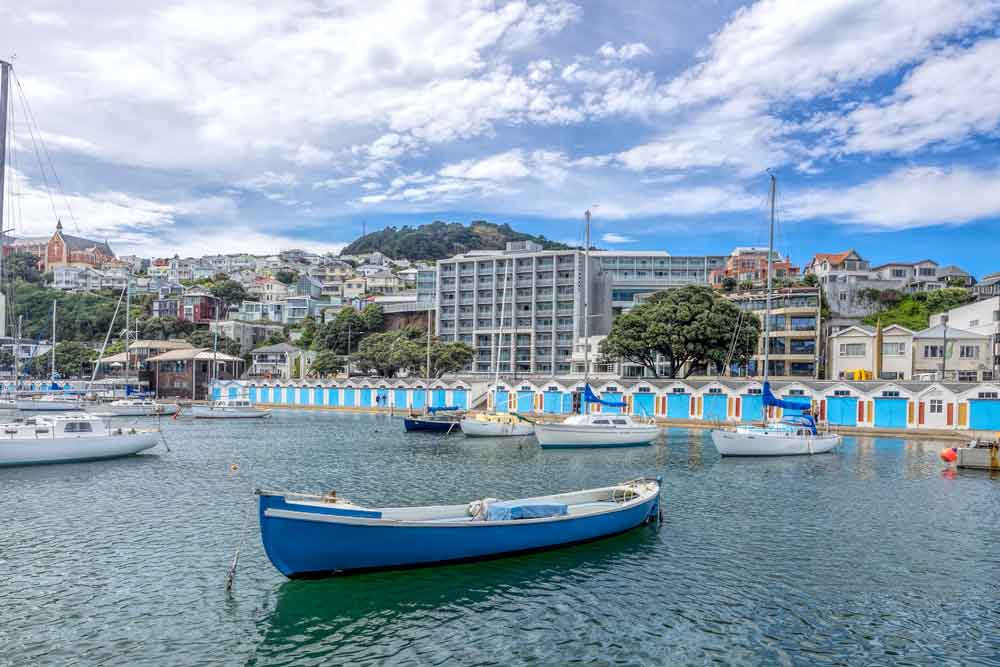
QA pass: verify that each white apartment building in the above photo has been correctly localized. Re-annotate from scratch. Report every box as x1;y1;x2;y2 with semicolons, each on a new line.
595;251;726;315
248;277;292;303
827;324;915;380
870;259;943;292
436;242;612;376
929;296;1000;380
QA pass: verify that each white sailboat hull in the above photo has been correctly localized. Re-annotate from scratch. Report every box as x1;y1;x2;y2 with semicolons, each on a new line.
95;403;180;417
0;432;160;466
460;418;534;437
15;398;82;412
535;423;660;448
191;405;270;419
711;429;840;456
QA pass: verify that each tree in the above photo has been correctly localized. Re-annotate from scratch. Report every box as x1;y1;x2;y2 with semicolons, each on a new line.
275;269;298;285
310;351;345;377
360;303;385;333
721;276;738;292
294;316;319;349
350;330;424;378
32;341;98;378
138;316;196;340
210;279;248;307
739;279;755;292
599;285;760;378
185;329;242;356
316;308;365;354
801;272;819;287
429;340;474;378
7;252;42;283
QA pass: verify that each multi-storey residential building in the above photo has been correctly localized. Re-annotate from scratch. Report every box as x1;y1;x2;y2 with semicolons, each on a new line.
248;277;292;303
52;265;103;291
180;287;219;323
827;324;915;380
595;251;726;315
209;320;284;354
294;275;323;299
435;241;612;376
870;260;944;292
233;300;285;323
929;296;1000;381
937;265;975;287
727;287;822;378
709;247;799;288
343;278;366;299
416;268;436;303
912;324;990;382
365;271;400;295
973;272;1000;300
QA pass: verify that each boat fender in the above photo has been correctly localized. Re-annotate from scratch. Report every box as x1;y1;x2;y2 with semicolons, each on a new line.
939;447;957;463
467;498;498;520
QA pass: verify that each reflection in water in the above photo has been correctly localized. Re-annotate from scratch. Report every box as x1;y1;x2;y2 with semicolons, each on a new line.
255;531;661;665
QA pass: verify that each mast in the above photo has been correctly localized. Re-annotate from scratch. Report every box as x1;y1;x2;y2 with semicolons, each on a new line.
583;209;591;389
1;61;10;341
763;173;776;385
13;315;20;390
493;257;510;397
124;277;130;378
51;301;57;382
425;306;432;407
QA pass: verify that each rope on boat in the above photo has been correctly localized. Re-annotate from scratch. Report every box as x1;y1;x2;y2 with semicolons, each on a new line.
158;414;172;452
225;496;253;593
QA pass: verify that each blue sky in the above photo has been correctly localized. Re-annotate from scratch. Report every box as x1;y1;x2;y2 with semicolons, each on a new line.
2;0;1000;276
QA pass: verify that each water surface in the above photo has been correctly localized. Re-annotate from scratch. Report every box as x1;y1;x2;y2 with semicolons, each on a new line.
2;411;998;666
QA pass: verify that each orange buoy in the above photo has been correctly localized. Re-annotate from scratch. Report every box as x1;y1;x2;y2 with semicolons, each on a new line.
939;447;957;463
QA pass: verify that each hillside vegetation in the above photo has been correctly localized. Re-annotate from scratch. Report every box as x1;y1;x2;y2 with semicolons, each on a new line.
341;221;571;261
860;288;973;331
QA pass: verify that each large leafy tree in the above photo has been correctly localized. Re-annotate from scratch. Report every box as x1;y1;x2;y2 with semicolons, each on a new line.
315;308;366;354
309;351;345;377
209;279;248;307
32;341;98;378
360;303;385;333
429;340;474;378
137;316;196;340
600;285;760;378
350;330;424;378
185;329;242;356
7;252;43;283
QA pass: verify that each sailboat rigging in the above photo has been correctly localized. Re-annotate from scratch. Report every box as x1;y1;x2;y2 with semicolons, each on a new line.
710;173;840;456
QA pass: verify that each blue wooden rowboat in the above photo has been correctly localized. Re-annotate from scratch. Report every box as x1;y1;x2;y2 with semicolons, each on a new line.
257;477;662;577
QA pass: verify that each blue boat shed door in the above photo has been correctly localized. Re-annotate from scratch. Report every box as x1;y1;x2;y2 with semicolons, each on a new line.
376;388;389;408
393;388;407;409
516;391;533;413
432;389;447;408
601;392;623;415
633;392;655;418
667;393;689;419
969;400;1000;430
741;393;763;422
703;394;727;421
874;398;907;428
411;389;426;410
827;397;858;426
495;390;509;413
452;390;468;409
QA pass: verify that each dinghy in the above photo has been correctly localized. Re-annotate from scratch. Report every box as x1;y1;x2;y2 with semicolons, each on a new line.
192;398;270;419
94;398;180;417
258;477;662;577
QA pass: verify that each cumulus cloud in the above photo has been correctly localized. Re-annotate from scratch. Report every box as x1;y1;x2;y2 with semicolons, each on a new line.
601;232;636;243
785;166;1000;229
597;42;651;61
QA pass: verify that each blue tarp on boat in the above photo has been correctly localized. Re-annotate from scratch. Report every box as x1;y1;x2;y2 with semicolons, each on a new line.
485;501;568;521
761;381;810;411
583;384;625;408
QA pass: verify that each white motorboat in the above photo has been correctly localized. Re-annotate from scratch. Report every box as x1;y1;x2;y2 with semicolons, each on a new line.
460;412;535;437
0;414;160;466
712;419;840;456
709;174;840;457
536;413;660;449
192;398;270;419
15;395;83;412
93;398;180;417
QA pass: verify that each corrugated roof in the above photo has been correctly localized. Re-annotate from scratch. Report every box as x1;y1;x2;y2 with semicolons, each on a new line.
129;339;194;350
147;348;243;362
252;343;300;354
913;324;986;339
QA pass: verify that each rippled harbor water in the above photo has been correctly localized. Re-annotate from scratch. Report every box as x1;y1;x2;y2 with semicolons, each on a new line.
2;410;998;666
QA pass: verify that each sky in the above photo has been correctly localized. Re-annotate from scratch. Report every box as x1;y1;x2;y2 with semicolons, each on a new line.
2;0;1000;275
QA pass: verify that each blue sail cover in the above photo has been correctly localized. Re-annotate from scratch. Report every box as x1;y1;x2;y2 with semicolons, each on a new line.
584;384;626;408
761;382;811;411
428;405;460;413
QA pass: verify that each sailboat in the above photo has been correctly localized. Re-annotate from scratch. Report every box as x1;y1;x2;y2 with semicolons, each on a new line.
534;210;660;449
402;311;464;432
14;301;83;412
710;174;840;456
461;257;533;437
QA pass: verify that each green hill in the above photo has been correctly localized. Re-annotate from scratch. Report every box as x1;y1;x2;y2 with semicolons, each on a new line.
340;221;572;261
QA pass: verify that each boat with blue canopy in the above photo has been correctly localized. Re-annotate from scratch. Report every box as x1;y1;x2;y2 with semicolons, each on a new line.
710;174;839;456
257;477;662;577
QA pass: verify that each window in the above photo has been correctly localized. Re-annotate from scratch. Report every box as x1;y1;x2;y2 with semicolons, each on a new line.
882;342;906;356
64;422;93;433
791;316;816;331
958;370;978;382
708;387;722;394
892;268;907;278
978;391;999;399
923;345;943;358
882;391;900;397
593;419;610;425
790;339;815;355
612;419;628;425
672;387;686;393
969;319;980;327
834;390;851;396
929;399;943;414
959;345;979;359
840;343;866;357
